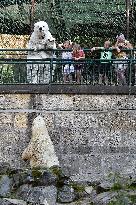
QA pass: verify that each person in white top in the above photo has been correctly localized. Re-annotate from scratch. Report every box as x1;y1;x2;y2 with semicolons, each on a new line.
58;40;74;83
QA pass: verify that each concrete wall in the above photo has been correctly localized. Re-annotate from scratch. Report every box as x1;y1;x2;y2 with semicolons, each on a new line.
0;94;136;181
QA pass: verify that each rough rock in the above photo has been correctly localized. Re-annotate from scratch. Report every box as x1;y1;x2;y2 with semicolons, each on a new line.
17;184;57;205
41;170;57;186
57;185;76;203
0;162;11;175
70;173;103;186
0;198;27;205
96;181;114;193
32;168;57;187
0;175;12;197
56;197;92;205
11;170;34;188
84;186;93;194
92;191;118;205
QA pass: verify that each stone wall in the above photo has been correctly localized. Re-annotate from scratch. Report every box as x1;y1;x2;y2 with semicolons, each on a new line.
0;34;29;48
0;94;136;181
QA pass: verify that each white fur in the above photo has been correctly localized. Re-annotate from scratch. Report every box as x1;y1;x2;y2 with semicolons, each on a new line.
22;116;59;168
27;21;56;84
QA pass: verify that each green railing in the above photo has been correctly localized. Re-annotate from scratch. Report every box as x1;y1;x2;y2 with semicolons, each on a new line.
0;48;136;87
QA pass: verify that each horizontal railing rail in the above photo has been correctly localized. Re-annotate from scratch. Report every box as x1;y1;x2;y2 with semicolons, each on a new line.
0;59;136;65
0;48;136;52
0;48;135;95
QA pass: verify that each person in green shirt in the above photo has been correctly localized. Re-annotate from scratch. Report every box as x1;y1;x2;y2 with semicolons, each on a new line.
91;40;113;85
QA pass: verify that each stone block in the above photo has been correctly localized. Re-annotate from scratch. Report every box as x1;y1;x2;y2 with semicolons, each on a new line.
14;114;28;128
101;154;136;176
0;113;12;125
55;112;99;129
0;94;31;109
72;95;136;111
41;94;74;110
0;127;29;169
59;154;101;177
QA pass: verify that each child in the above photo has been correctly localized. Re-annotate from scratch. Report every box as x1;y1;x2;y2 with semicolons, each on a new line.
72;43;85;83
113;33;133;85
91;40;113;85
58;40;74;83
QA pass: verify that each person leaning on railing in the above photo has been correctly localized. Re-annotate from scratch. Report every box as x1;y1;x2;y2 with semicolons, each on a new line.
113;33;133;85
91;40;113;85
72;43;85;84
58;40;74;83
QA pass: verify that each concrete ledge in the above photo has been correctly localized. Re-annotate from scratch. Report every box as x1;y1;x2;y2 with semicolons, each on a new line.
0;84;135;94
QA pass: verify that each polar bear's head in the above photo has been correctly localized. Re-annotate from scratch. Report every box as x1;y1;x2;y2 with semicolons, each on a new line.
34;21;49;39
32;115;49;137
33;115;45;128
33;21;56;48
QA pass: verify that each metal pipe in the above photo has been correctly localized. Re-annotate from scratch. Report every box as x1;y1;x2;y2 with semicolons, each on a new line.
126;0;130;39
30;0;35;34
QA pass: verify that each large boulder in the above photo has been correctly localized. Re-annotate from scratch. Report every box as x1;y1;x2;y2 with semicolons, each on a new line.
31;166;68;187
31;168;57;187
11;169;34;189
17;184;57;205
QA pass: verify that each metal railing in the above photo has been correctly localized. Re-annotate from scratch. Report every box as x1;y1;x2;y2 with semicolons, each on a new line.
0;48;136;87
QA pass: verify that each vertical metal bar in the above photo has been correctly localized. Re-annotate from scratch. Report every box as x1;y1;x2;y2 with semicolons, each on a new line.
0;65;2;84
18;64;21;83
30;0;35;34
92;62;95;85
50;58;53;84
129;49;133;94
126;0;130;39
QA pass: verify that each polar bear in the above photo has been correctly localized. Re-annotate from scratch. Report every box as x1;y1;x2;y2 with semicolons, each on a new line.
27;21;56;84
22;115;59;168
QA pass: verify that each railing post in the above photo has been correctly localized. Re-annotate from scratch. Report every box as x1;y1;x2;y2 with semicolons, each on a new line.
129;49;133;94
50;57;53;84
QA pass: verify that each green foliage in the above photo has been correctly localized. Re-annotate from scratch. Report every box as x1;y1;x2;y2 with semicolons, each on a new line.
0;0;135;43
50;166;68;188
72;35;108;48
108;172;133;191
108;193;131;205
0;55;27;84
31;168;43;178
1;64;14;84
107;172;136;205
70;182;85;193
49;166;62;177
0;64;14;84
